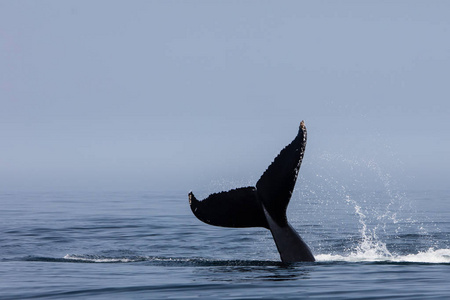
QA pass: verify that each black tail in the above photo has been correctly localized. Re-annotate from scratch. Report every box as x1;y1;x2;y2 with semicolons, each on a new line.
255;120;307;226
189;121;314;262
189;187;268;228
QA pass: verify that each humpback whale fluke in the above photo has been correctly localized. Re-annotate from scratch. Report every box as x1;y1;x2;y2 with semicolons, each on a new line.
189;121;315;262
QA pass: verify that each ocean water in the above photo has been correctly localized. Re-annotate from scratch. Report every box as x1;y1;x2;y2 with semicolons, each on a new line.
1;188;449;299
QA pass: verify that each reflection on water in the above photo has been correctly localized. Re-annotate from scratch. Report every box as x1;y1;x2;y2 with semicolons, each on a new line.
200;264;312;282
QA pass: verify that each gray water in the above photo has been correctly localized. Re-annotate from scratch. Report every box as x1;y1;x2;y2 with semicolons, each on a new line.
1;188;449;299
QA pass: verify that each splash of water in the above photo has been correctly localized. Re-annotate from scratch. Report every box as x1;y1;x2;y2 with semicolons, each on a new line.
314;194;450;263
304;152;449;263
345;195;392;259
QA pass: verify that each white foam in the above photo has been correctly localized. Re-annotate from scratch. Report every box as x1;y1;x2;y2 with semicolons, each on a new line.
316;248;450;264
63;254;140;263
62;254;195;263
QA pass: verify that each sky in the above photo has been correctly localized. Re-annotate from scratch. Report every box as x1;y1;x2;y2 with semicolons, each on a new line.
1;1;449;192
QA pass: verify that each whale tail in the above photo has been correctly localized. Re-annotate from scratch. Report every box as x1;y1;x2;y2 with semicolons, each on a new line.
189;121;315;262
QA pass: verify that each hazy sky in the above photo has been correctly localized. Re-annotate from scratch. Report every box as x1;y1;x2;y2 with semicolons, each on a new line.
1;1;449;192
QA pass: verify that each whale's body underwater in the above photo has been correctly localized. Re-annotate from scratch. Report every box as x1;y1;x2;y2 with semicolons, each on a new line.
189;121;315;262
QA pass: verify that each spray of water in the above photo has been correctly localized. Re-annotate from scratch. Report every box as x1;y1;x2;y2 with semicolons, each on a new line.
309;152;450;263
344;195;392;260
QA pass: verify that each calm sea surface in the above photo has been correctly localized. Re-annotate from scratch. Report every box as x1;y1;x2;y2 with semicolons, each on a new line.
1;189;449;299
